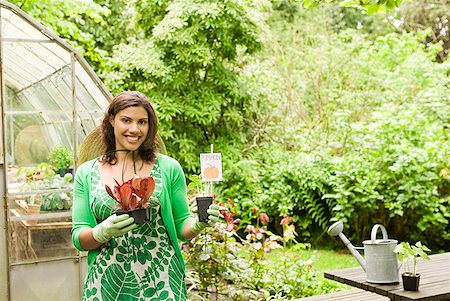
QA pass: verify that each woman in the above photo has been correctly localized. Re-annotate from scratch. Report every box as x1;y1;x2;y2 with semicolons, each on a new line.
72;91;221;301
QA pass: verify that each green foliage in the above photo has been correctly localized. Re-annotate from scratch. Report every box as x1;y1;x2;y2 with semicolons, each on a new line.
16;163;55;183
9;0;271;173
263;247;327;298
9;0;113;68
390;0;450;62
301;0;403;13
326;101;450;244
48;145;74;172
184;212;340;299
134;0;170;36
103;0;269;172
12;0;450;261
221;6;450;250
185;227;238;299
218;149;335;245
394;241;431;275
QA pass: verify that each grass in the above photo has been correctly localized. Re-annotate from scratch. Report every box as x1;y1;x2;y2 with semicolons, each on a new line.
267;247;359;272
265;246;361;296
304;249;359;272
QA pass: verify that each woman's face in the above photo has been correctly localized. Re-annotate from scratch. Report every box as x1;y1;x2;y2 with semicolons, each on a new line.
110;106;149;151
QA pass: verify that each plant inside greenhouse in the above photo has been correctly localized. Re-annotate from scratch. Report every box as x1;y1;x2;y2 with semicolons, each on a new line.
47;145;74;176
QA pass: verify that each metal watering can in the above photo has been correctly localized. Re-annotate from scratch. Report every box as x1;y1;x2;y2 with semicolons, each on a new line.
328;221;400;284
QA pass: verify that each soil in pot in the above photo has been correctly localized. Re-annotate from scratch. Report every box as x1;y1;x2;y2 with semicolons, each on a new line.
402;273;420;291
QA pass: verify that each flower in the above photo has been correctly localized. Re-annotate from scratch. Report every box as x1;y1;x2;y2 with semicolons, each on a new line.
218;202;240;231
280;214;295;226
259;213;269;224
105;175;158;211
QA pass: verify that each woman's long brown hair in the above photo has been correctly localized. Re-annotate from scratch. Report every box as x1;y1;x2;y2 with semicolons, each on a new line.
100;91;158;165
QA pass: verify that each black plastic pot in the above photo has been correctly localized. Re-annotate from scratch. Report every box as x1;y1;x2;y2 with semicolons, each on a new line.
57;168;73;177
196;196;213;222
402;273;420;291
116;208;150;225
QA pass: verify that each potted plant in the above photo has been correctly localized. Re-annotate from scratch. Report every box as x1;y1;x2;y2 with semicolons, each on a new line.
187;174;213;222
394;241;431;291
40;173;74;211
47;145;74;177
105;175;159;224
20;172;73;212
25;194;42;225
16;162;55;182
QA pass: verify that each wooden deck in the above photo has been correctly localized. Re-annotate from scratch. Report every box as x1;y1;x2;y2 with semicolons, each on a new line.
296;288;389;300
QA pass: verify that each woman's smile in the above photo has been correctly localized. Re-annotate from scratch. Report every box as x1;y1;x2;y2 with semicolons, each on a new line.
125;135;140;142
110;106;149;151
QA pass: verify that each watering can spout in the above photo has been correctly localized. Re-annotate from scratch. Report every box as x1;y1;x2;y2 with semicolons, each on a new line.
328;221;367;272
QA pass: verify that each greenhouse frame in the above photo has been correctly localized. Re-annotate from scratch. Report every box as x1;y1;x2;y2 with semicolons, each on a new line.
0;1;112;299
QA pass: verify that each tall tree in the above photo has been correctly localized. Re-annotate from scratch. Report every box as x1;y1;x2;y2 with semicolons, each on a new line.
104;0;269;171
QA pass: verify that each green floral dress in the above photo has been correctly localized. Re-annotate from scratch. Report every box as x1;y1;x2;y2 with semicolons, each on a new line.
82;161;187;301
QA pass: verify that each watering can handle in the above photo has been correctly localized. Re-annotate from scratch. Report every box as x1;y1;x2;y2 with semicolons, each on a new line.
371;224;388;242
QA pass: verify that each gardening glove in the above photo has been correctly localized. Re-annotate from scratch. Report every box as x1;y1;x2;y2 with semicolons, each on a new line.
92;214;138;243
191;204;227;235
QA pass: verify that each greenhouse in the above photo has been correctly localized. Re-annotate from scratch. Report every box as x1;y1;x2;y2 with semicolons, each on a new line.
0;1;111;299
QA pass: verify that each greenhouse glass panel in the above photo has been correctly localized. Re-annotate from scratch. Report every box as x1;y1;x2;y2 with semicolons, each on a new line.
1;0;111;270
1;8;49;40
75;61;109;113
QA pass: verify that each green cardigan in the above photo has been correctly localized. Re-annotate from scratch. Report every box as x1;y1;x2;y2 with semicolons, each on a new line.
71;154;191;273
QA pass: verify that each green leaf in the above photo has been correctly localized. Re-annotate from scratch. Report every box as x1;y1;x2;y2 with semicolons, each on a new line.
101;264;139;301
340;0;360;7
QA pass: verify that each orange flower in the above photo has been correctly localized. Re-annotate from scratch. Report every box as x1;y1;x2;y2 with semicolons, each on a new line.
259;213;269;224
280;214;295;226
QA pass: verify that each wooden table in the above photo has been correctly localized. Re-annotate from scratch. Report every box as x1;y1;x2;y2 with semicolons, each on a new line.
9;209;75;262
324;253;450;301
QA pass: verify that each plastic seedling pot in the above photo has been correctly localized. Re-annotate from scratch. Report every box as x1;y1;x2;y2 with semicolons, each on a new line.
116;208;149;225
402;273;420;291
196;196;213;222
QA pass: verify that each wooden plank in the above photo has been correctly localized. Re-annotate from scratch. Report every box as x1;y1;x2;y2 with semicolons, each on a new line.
388;280;450;301
296;288;389;301
325;267;398;295
10;209;72;229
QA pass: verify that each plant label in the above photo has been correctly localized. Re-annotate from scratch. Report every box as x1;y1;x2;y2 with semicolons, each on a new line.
200;153;222;182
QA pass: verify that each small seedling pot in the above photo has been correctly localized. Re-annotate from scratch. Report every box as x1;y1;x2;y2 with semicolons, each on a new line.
402;273;420;291
116;208;150;225
196;196;213;222
26;203;41;225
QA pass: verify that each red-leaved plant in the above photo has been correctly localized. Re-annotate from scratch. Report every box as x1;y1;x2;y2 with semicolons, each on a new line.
105;175;158;211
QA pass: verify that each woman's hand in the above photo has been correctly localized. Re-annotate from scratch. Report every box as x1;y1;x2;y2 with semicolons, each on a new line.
190;204;227;234
93;214;138;243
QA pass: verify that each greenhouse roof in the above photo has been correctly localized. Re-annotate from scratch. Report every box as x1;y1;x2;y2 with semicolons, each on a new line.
0;0;111;166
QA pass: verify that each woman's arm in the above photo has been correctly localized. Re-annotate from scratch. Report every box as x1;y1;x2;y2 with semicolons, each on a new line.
72;162;102;251
78;228;103;250
181;218;197;241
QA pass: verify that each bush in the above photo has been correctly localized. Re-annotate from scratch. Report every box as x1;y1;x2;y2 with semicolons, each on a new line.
220;11;450;249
